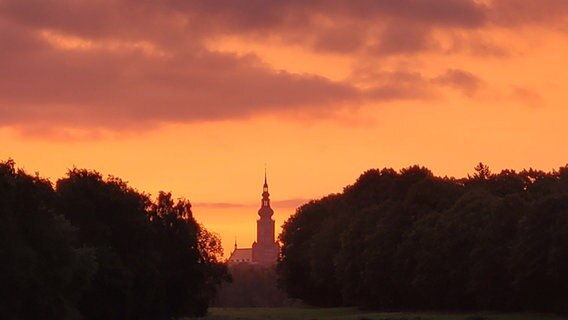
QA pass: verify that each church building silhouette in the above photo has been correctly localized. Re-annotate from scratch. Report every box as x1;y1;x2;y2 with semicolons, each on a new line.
228;171;279;265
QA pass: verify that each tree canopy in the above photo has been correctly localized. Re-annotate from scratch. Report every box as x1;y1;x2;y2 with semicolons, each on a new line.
277;164;568;314
0;160;228;320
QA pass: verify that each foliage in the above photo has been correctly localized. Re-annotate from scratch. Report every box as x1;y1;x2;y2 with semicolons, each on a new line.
0;160;229;319
277;164;568;313
0;160;96;319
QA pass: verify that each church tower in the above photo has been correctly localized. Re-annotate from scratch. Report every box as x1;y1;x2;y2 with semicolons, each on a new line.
252;170;279;264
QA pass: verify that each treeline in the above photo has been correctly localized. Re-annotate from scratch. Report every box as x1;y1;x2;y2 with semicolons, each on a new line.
277;164;568;313
0;160;229;320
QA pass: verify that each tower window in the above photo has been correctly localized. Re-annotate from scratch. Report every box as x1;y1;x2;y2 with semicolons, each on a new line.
263;200;268;206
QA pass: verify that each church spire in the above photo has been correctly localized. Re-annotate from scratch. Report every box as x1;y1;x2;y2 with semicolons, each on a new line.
259;169;273;217
253;168;278;264
263;167;269;196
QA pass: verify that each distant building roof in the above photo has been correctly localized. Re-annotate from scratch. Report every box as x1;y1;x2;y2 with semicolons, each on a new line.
228;248;253;264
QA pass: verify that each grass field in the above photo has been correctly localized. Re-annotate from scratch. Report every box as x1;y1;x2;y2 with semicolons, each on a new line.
196;307;568;320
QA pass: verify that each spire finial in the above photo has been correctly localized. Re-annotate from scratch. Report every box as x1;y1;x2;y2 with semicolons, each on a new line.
264;165;267;185
234;237;237;250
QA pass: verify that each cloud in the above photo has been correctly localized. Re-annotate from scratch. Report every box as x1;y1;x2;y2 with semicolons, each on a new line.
0;26;364;129
488;0;568;27
187;0;487;56
193;202;249;209
312;23;368;54
272;198;310;208
432;69;483;96
0;26;431;133
370;24;437;56
0;0;562;135
193;198;309;209
512;87;544;108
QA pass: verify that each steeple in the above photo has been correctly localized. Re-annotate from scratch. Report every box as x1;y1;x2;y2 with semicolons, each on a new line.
259;169;273;218
263;168;269;197
252;169;279;264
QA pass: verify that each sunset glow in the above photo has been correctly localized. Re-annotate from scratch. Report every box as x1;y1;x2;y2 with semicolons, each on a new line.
2;0;568;256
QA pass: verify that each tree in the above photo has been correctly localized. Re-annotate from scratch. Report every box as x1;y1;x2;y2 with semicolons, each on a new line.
0;160;96;320
472;162;491;180
278;200;331;306
56;169;161;320
277;164;568;313
1;161;229;319
148;192;229;317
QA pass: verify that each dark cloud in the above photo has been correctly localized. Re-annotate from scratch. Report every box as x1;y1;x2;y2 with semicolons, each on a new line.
0;11;433;132
336;0;486;27
0;0;561;134
164;0;487;32
0;0;490;53
432;69;483;96
370;24;437;56
182;0;487;56
488;0;568;27
0;13;362;129
312;23;368;54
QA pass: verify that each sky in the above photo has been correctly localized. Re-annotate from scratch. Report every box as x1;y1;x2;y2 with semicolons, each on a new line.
2;0;568;256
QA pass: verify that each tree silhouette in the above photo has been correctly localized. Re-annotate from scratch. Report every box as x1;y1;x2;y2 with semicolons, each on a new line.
0;160;229;319
0;160;96;320
473;162;492;180
278;164;568;314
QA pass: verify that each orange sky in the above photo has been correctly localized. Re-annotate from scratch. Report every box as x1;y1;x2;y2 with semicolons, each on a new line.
2;0;568;256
